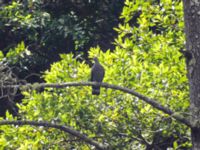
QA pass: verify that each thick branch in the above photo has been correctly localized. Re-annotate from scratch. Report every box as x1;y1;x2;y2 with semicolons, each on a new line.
4;82;192;127
0;120;107;150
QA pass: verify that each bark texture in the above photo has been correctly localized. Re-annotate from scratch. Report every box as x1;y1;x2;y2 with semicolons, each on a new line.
183;0;200;149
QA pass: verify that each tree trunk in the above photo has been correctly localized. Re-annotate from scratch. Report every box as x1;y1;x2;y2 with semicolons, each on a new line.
183;0;200;149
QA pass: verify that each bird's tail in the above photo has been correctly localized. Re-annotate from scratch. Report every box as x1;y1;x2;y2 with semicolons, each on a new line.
92;86;100;95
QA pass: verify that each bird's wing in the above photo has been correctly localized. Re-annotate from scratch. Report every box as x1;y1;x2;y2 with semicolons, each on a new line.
91;65;96;81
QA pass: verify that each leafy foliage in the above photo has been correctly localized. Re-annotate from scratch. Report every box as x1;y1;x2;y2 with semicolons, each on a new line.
0;0;192;149
0;0;123;78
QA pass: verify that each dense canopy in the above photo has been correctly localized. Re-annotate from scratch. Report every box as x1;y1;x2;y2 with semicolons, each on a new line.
0;0;193;149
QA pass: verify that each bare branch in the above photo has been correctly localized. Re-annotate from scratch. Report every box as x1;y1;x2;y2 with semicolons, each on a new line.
0;120;108;150
3;82;192;127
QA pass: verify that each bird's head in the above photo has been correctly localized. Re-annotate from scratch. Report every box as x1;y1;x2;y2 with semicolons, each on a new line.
93;57;99;63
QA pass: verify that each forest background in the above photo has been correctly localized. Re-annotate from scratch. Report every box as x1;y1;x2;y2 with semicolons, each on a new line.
0;0;192;149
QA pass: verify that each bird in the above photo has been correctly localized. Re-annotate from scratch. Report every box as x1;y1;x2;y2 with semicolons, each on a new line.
91;57;105;95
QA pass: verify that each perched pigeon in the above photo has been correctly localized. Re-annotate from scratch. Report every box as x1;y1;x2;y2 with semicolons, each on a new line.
91;57;105;95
